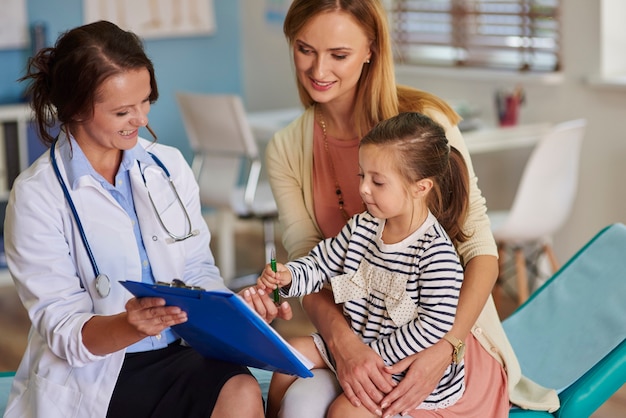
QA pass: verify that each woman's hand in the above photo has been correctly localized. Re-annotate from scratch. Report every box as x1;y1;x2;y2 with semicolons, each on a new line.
125;297;188;337
302;289;395;415
378;339;452;417
332;332;396;416
83;297;188;356
240;285;292;323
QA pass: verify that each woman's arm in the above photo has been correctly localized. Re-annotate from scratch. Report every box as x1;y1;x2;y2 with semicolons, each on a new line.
82;297;188;355
379;254;498;417
302;290;396;415
450;255;499;338
265;111;324;260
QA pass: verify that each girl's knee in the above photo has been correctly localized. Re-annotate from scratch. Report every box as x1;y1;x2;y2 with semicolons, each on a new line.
327;394;376;418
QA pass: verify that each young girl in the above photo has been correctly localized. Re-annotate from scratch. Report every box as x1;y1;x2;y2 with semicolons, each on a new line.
258;112;471;418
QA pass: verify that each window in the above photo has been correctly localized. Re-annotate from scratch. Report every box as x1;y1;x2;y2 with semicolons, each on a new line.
586;0;626;89
385;0;561;72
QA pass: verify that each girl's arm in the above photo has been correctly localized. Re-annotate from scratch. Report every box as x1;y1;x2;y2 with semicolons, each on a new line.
265;118;392;412
300;218;399;415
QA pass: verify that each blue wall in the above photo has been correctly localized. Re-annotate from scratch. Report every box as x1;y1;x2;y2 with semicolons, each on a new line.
0;0;243;162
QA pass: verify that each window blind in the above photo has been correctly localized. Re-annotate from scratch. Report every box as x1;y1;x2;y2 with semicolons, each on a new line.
385;0;561;72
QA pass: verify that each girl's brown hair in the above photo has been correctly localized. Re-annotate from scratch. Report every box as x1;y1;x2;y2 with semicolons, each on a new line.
360;112;470;243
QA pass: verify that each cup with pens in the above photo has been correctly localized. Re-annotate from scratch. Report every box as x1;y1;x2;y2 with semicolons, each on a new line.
495;86;525;127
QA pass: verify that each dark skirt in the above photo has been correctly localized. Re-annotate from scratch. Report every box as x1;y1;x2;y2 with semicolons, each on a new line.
106;341;252;418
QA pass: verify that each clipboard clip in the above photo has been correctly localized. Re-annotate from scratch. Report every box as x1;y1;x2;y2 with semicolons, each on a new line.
156;279;205;291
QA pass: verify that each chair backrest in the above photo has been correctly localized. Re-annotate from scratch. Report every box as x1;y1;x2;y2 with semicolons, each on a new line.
494;119;587;242
176;92;261;210
502;223;626;392
176;92;259;158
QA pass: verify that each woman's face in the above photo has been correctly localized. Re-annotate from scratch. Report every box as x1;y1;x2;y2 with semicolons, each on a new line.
72;68;152;159
293;11;371;107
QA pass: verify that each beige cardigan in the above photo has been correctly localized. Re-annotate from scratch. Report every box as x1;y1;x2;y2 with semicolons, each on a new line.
266;106;559;412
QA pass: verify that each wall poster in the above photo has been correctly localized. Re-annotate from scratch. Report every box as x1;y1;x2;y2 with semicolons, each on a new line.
83;0;216;39
0;0;28;49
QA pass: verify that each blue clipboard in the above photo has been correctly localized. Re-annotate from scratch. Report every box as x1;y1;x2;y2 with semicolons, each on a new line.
120;281;314;378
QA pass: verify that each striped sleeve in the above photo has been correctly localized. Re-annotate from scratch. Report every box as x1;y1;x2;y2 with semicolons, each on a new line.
283;216;357;297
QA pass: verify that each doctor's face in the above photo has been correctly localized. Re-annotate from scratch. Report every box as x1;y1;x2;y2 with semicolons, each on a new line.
71;68;152;159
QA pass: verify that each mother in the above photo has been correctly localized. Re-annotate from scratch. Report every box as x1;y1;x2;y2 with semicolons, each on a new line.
266;0;559;416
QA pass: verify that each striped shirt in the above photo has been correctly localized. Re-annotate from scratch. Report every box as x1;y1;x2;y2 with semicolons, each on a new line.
284;211;465;410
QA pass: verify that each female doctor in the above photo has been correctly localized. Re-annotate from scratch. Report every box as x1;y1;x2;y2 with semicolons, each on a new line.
3;20;291;418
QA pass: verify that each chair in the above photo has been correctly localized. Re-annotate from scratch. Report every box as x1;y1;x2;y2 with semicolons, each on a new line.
1;371;15;414
502;223;626;417
489;119;587;306
176;92;278;286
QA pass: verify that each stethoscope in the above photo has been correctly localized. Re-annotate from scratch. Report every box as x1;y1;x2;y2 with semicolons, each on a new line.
50;139;198;298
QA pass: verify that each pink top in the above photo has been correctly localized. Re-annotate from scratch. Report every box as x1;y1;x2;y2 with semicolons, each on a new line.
410;334;509;416
312;122;363;238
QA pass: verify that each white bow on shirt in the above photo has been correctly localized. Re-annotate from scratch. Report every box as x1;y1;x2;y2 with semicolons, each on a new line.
330;259;419;327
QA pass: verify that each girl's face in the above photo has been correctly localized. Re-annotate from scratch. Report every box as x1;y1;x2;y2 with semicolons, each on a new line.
293;11;371;107
72;68;152;160
359;144;430;226
359;145;412;219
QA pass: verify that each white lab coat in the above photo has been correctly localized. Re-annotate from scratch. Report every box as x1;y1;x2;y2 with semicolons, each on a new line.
3;134;227;418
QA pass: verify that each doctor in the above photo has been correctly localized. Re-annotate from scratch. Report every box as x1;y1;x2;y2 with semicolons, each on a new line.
3;20;291;418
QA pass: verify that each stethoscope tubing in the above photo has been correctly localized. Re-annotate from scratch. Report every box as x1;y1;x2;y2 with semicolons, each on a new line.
50;138;194;297
50;140;101;280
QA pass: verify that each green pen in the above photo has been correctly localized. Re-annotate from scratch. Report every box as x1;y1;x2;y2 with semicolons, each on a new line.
270;248;280;303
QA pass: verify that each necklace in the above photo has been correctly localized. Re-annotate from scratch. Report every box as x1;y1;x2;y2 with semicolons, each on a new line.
317;107;351;221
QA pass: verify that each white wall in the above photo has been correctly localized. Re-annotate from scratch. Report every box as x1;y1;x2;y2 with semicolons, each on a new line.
241;0;626;263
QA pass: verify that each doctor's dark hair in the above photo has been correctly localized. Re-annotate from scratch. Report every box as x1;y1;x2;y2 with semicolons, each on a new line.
19;20;159;145
360;112;470;243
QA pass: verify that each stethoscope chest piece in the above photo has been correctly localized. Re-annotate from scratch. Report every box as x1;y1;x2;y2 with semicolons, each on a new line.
95;274;111;298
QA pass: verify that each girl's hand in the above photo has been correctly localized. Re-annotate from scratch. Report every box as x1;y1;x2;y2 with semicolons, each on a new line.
256;262;290;291
239;285;293;323
378;340;451;417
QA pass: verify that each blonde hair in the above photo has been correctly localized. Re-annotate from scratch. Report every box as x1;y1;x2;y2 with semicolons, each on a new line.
283;0;460;136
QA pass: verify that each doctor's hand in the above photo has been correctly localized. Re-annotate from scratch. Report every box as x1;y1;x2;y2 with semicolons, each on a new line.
240;286;292;323
82;297;188;356
125;297;188;337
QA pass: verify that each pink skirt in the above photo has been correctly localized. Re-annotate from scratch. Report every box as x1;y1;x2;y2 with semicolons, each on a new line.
410;334;510;417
